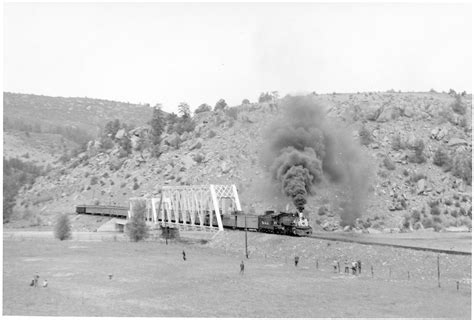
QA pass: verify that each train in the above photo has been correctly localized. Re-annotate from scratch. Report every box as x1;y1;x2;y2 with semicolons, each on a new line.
219;211;312;236
75;205;312;237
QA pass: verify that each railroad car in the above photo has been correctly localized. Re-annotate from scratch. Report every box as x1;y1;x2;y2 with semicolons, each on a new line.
75;205;129;218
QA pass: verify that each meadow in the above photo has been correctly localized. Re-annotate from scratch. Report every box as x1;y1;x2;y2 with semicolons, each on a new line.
3;235;471;318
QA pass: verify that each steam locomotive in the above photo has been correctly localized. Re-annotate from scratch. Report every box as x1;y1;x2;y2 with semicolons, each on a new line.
218;210;312;237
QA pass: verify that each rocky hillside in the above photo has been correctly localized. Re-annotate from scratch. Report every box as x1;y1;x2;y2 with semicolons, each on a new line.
8;91;472;232
3;92;154;167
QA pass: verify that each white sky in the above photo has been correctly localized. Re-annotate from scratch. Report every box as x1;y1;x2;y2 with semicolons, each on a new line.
3;2;472;113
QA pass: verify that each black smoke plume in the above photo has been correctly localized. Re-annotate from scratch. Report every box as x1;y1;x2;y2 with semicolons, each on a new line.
265;95;369;225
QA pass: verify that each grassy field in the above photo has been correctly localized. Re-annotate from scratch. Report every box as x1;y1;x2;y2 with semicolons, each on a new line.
3;235;471;318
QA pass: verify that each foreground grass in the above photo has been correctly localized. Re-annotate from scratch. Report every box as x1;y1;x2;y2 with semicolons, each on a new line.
3;238;471;317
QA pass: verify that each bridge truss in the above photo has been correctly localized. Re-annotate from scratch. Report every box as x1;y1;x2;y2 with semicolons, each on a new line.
128;184;241;231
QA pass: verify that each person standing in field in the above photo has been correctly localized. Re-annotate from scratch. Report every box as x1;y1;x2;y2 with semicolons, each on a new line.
240;260;245;275
294;256;299;267
182;250;186;261
34;273;40;288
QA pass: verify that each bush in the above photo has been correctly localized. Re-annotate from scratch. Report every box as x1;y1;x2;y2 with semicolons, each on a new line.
408;139;426;164
226;107;239;120
383;156;396;170
126;202;149;242
54;214;72;240
195;103;212;114
433;146;451;168
214;99;228;112
422;216;434;229
391;134;405;151
359;126;372;146
445;198;453;206
410;172;427;183
411;209;421;222
450;209;459;218
193;153;205;164
451;95;466;115
452;151;472;185
90;176;99;185
208;130;217;139
430;206;441;216
318;206;328;216
133;182;140;190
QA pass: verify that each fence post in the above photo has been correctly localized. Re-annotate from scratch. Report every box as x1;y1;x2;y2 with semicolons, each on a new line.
437;255;441;288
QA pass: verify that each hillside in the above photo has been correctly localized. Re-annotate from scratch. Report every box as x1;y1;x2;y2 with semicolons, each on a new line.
3;92;154;166
7;91;472;233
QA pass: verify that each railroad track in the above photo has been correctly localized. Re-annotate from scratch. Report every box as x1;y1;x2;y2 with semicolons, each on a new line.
308;232;471;256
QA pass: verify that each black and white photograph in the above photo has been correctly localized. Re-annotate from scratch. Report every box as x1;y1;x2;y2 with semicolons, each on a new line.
2;1;472;318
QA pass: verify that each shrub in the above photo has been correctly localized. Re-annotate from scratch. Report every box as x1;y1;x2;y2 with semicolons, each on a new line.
451;95;466;115
126;202;149;242
90;176;99;185
100;136;114;151
410;172;427;183
402;169;410;177
430;206;441;216
445;198;453;206
208;130;217;139
408;139;426;164
411;209;421;222
318;206;328;216
226;107;239;120
133;182;140;190
214;99;228;112
54;214;72;241
391;134;405;151
383;156;396;170
455;201;461;208
359;126;372;146
193;153;205;164
452;151;472;185
422;216;434;229
433;146;451;169
242;99;250;105
450;209;459;218
195;103;212;114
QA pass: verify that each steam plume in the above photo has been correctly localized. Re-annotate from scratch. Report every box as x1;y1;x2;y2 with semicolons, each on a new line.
265;96;369;225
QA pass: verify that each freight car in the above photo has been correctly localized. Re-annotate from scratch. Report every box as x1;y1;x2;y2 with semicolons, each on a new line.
75;205;129;218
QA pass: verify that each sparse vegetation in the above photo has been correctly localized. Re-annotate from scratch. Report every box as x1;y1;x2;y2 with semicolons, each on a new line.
126;202;149;242
408;139;426;164
383;156;395;170
452;151;472;185
391;135;405;151
214;99;228;112
54;214;72;241
451;95;466;115
432;146;451;169
359;126;372;146
194;103;212;114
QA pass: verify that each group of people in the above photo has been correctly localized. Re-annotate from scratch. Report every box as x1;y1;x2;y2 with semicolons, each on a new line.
332;260;362;275
30;273;48;288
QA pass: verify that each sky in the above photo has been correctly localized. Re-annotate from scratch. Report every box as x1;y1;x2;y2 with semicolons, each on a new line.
3;2;472;113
